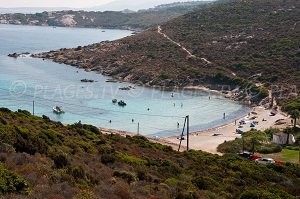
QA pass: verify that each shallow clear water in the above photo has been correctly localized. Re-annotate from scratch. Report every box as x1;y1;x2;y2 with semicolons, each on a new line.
0;24;250;137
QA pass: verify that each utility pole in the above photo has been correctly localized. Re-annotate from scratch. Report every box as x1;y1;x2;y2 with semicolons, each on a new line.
32;100;35;116
186;115;189;151
178;117;187;152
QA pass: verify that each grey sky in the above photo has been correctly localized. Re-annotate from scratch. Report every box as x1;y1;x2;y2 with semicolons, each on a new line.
0;0;207;9
0;0;112;8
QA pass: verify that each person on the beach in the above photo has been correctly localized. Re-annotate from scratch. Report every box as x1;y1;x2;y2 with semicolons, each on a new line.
109;120;112;123
132;119;134;123
223;113;226;119
171;93;174;97
177;122;180;128
181;103;183;108
235;120;237;125
209;96;211;100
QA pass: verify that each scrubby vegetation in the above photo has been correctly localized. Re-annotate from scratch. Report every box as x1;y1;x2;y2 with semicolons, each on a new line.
0;1;210;30
218;128;300;164
218;129;286;154
0;163;30;194
0;108;299;198
33;0;300;102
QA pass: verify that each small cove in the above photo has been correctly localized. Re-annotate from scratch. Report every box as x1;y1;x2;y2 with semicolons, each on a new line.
0;24;250;137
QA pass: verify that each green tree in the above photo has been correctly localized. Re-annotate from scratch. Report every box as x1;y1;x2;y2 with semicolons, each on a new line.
290;110;300;128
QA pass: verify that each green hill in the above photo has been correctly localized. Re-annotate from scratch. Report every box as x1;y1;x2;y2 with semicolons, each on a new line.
0;1;211;30
33;0;299;101
0;108;299;198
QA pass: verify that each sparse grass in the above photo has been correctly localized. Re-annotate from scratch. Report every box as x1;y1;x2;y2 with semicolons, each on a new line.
281;149;299;163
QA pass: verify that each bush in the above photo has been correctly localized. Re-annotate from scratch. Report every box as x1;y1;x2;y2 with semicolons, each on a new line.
67;166;98;186
14;127;48;155
192;176;219;190
17;109;31;116
239;189;281;199
0;108;11;113
38;130;63;146
113;171;137;184
266;164;286;174
258;144;282;154
0;163;31;194
160;72;172;79
115;151;147;165
101;154;115;164
52;154;69;169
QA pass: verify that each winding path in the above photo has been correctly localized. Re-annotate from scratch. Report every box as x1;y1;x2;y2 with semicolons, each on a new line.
157;25;212;64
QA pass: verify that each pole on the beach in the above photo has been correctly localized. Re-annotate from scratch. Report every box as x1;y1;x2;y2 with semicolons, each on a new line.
178;117;187;152
137;122;140;135
186;115;189;151
32;100;35;116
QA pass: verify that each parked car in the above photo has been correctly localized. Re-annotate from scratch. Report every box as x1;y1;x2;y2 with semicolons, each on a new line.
255;158;275;164
239;151;253;159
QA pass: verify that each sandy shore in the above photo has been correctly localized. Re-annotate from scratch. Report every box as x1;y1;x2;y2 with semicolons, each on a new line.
161;106;290;154
100;106;290;154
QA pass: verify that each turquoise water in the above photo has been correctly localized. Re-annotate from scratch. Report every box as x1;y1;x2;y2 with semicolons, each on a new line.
0;24;250;137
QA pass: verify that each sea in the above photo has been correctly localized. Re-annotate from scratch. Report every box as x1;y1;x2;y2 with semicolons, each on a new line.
0;24;250;137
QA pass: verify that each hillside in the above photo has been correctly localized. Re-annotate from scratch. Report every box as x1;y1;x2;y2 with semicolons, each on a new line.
32;0;299;102
0;1;211;30
0;108;299;198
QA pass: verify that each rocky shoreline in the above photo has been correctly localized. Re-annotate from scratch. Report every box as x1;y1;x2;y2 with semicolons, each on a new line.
30;50;265;106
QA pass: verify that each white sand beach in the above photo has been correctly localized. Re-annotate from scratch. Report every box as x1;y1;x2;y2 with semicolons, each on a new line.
100;106;291;154
161;106;290;154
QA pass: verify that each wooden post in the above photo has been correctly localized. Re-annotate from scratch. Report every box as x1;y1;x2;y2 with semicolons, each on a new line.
178;117;187;152
187;115;189;151
32;100;35;116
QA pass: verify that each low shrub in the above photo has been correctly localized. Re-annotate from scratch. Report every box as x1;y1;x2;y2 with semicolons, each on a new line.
0;163;31;194
113;170;137;184
101;154;115;164
52;154;70;169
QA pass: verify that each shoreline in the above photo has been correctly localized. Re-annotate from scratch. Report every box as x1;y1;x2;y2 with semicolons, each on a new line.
99;105;290;154
162;106;290;154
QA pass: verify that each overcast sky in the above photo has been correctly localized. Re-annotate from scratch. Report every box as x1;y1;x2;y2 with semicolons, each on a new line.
0;0;113;8
0;0;202;8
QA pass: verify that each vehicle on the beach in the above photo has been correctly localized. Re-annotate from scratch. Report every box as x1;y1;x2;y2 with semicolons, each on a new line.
236;129;244;134
53;106;65;114
255;158;275;164
270;111;277;116
239;151;252;159
239;120;246;125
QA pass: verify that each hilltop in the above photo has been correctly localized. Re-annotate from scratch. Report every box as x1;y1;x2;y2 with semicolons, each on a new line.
0;1;211;30
0;108;299;198
32;0;299;104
